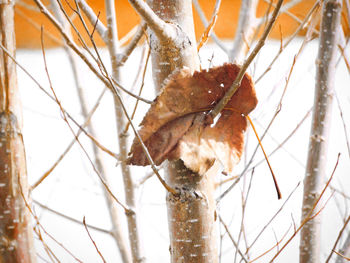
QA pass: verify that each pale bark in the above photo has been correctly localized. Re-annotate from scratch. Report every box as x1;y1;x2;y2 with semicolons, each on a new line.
49;1;132;262
129;0;218;262
299;1;342;262
0;1;36;262
104;0;144;262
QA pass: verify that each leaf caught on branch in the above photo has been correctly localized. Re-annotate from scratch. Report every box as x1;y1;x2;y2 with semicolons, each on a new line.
127;64;258;175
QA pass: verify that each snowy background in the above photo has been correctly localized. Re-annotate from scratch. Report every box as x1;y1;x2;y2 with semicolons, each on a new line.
17;39;350;262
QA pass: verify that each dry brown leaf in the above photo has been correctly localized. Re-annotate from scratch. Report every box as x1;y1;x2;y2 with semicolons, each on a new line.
127;63;258;175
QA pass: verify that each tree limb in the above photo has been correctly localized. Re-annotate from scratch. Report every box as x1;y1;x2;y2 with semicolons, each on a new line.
128;0;176;42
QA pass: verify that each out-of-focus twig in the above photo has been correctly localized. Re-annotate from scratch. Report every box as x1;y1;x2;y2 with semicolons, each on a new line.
76;0;107;40
271;153;341;262
83;217;107;263
196;0;222;51
193;0;227;53
218;214;248;263
34;200;112;235
255;1;321;83
326;214;350;262
116;22;147;66
229;0;258;63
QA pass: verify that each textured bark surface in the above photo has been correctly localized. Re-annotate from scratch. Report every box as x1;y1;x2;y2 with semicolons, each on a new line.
105;0;143;261
0;1;36;262
145;0;218;262
300;1;342;262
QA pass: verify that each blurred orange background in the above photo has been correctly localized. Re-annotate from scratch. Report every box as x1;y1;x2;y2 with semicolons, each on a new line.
15;0;349;48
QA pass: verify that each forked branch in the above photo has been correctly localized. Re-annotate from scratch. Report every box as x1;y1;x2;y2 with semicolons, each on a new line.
128;0;177;42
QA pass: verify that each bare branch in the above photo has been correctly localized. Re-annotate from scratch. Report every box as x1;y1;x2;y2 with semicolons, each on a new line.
261;0;305;25
218;214;249;263
335;92;350;159
270;153;341;262
19;177;83;262
40;29;130;212
72;0;176;196
208;0;284;121
250;225;291;262
300;1;342;262
250;108;312;170
255;0;321;83
336;231;350;262
103;0;144;261
326;214;350;262
34;201;112;235
31;88;108;190
196;0;222;51
117;22;147;66
83;217;107;263
119;24;139;46
124;45;151;133
128;0;177;42
247;182;301;253
193;0;227;53
76;0;108;40
32;0;152;104
229;0;258;63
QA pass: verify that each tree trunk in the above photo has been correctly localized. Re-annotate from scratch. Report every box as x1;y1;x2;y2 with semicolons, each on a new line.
299;1;342;262
0;1;36;262
145;1;218;262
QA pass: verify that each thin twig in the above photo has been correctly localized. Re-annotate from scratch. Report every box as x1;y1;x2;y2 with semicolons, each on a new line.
249;108;311;171
124;46;151;133
325;214;350;262
335;92;350;159
229;0;258;63
196;0;222;51
234;169;254;262
255;0;321;83
33;0;152;104
83;217;107;263
334;250;350;261
40;28;130;212
218;214;249;263
249;225;291;263
336;230;350;262
117;22;147;66
34;201;112;235
270;153;341;262
192;0;227;53
18;177;83;262
76;0;107;40
208;0;284;120
73;1;177;195
102;0;144;261
247;182;300;253
31;88;108;190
